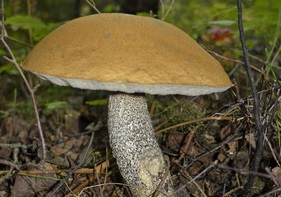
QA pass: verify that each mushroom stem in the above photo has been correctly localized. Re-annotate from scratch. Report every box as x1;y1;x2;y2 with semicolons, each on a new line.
108;93;174;197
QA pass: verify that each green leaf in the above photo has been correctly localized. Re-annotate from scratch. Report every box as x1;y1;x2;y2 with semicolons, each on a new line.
5;15;60;42
0;64;17;74
86;99;107;106
137;12;152;17
103;4;120;13
45;101;69;111
5;15;46;30
0;49;6;56
33;22;60;41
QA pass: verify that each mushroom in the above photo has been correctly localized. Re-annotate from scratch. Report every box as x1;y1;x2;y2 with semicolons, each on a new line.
22;13;232;196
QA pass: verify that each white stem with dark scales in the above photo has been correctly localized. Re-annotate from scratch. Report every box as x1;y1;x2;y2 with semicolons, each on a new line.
108;93;174;197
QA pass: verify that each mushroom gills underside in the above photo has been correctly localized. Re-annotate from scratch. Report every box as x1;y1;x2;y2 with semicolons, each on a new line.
34;72;230;96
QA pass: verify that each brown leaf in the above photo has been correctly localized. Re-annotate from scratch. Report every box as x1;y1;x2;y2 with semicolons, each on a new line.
245;133;256;149
0;146;12;158
50;139;76;155
18;129;29;144
219;125;232;140
272;167;281;186
166;132;184;152
0;116;30;143
217;153;226;162
11;163;57;197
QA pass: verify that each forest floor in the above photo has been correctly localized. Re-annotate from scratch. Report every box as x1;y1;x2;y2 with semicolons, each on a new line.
1;76;281;196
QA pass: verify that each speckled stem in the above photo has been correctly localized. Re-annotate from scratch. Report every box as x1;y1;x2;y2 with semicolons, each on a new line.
108;93;174;197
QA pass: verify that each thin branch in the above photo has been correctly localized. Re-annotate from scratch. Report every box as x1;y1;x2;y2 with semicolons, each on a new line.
155;115;234;135
185;131;239;169
161;0;175;21
0;164;109;176
0;0;46;161
236;0;264;193
159;0;165;19
173;125;199;165
84;0;101;14
201;44;263;75
188;160;218;184
260;187;281;197
217;164;277;181
178;165;208;197
48;131;95;196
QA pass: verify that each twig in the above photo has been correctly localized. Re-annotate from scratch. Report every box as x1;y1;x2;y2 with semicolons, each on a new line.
0;143;29;149
84;0;101;14
0;159;20;170
0;165;108;176
48;131;95;196
0;166;16;184
260;187;281;197
160;0;175;21
201;44;263;75
159;0;165;19
0;159;20;184
173;125;199;165
6;36;33;47
155;115;234;135
188;160;218;184
217;164;277;181
236;0;264;193
100;145;109;196
65;161;109;196
0;0;46;161
185;131;239;169
178;164;208;197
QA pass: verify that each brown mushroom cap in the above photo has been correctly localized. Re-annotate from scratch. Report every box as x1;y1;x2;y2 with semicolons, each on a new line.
22;13;232;95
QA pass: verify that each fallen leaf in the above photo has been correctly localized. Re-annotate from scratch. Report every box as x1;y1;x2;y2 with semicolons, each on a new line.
11;163;57;197
245;133;256;149
272;167;281;186
50;139;76;155
166;132;184;152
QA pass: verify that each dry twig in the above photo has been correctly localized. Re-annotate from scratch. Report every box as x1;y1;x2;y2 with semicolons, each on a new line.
84;0;101;14
236;0;264;193
160;0;175;20
0;0;46;161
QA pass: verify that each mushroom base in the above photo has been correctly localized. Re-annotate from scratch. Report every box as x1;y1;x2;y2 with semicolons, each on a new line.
108;93;174;197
